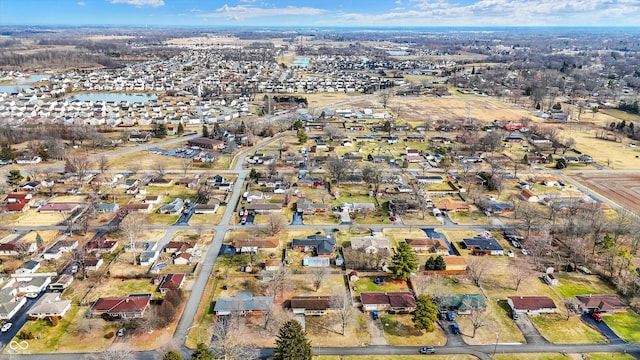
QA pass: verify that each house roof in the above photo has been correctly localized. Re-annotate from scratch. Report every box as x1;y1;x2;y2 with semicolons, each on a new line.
435;294;486;311
159;273;185;291
213;292;273;313
508;296;556;310
443;256;467;266
39;202;81;212
164;241;196;252
28;293;71;316
436;198;470;211
405;238;448;250
91;294;151;315
360;292;416;308
290;296;337;311
575;295;627;310
350;236;390;250
292;234;336;255
463;237;504;252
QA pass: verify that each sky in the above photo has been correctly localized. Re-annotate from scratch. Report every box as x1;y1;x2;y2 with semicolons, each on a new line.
1;0;639;27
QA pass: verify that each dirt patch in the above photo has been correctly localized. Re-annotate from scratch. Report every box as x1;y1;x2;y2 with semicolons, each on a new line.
570;172;640;214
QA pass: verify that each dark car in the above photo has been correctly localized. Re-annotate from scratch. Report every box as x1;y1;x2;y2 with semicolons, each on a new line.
450;323;460;334
374;277;385;285
419;347;436;354
446;310;455;321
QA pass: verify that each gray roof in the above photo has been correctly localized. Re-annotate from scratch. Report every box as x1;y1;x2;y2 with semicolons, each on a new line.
463;237;504;251
214;292;273;313
292;233;336;255
27;293;71;317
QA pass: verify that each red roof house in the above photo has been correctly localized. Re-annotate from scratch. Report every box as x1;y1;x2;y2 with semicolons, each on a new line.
90;294;151;318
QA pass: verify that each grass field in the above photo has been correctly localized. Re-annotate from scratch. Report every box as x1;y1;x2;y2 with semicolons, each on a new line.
494;354;569;360
583;353;637;360
315;356;476;360
380;314;447;346
351;277;410;297
528;314;607;344
553;273;617;299
603;311;640;342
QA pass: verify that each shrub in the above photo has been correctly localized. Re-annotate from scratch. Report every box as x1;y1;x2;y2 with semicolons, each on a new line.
17;331;35;340
104;331;115;339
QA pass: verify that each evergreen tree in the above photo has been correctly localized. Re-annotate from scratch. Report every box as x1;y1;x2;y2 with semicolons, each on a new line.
36;233;44;249
38;144;49;161
274;320;312;360
389;242;418;280
0;142;15;162
202;125;209;138
434;255;446;270
190;343;214;360
213;124;222;139
177;123;184;135
293;119;303;130
163;350;184;360
297;129;308;144
239;121;246;134
383;120;392;136
425;257;436;270
7;169;24;187
412;294;440;333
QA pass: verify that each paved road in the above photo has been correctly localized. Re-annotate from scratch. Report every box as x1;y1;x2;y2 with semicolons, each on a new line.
515;314;549;345
0;296;39;351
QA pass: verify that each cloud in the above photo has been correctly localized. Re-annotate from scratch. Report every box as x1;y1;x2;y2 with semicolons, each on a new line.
77;1;86;5
109;0;165;7
200;4;326;20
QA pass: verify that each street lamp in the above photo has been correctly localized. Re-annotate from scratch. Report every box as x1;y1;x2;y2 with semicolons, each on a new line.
493;332;500;357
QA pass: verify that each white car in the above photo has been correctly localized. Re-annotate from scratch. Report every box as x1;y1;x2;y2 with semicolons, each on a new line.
1;322;12;332
25;293;39;299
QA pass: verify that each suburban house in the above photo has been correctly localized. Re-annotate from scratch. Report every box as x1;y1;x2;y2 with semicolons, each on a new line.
340;202;376;213
290;296;338;316
508;296;557;315
521;189;539;202
360;292;416;313
435;199;470;212
148;177;174;187
244;200;282;214
155;273;186;294
575;294;628;314
85;257;104;271
90;293;152;318
232;238;279;253
18;277;51;294
543;272;559;286
43;239;79;260
164;241;196;254
119;203;153;214
435;294;487;314
245;190;264;202
291;233;336;257
213;292;273;316
463;237;504;256
443;256;468;271
84;236;118;255
158;198;185;215
188;137;225;150
2;192;32;212
405;238;449;254
194;199;220;214
295;198;328;215
14;260;41;278
27;292;72;319
350;236;391;254
173;252;193;265
0;240;37;256
140;250;160;266
95;203;119;213
48;274;74;291
0;287;27;320
39;202;81;213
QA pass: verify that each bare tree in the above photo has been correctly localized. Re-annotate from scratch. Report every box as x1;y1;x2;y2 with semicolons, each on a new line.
119;212;146;265
467;257;489;287
380;89;394;108
266;213;287;236
362;164;384;196
309;266;329;292
470;309;487;338
327;158;349;184
87;346;135;360
516;202;545;240
154;161;167;178
65;154;92;186
210;317;259;360
332;289;356;336
526;227;553;270
97;156;110;174
181;157;193;176
510;259;532;291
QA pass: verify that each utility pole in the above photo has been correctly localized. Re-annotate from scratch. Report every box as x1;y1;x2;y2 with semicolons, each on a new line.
493;332;500;357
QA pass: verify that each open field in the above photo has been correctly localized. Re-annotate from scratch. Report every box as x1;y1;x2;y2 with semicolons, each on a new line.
603;311;640;343
380;313;447;346
570;172;640;214
553;273;619;299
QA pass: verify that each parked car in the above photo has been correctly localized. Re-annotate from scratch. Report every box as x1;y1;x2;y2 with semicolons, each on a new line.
446;311;455;321
578;266;593;275
25;292;39;299
374;277;385;285
419;346;436;354
511;240;521;248
592;312;603;322
117;328;126;337
450;323;460;334
1;322;12;332
372;310;379;320
512;311;519;320
71;264;78;273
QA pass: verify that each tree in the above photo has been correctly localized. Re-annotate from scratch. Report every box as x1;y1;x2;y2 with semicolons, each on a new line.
202;125;209;138
309;266;328;292
97;156;110;174
181;157;193;175
191;343;214;360
274;320;312;360
155;161;167;178
163;350;184;360
412;294;439;333
389;242;418;281
297;129;307;144
35;232;44;250
177;122;185;135
362;164;384;195
7;169;23;187
210;317;259;360
119;212;146;265
65;154;92;185
510;259;531;291
469;309;487;338
467;256;489;287
266;213;287;236
326;158;349;184
382;120;392;135
381;90;393;109
293;119;303;130
332;289;356;336
0;142;15;162
434;255;446;270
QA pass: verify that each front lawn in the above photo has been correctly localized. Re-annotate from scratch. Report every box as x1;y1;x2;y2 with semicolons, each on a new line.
583;353;636;360
351;277;410;297
494;354;569;360
528;314;607;344
603;311;640;342
379;314;447;346
554;273;617;299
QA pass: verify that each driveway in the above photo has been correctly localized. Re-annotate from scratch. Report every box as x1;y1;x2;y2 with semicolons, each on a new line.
368;316;388;346
581;314;625;344
440;320;464;347
291;213;303;225
515;314;548;344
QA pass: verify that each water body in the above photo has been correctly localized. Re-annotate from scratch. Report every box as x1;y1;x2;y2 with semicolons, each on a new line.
65;93;158;103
